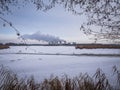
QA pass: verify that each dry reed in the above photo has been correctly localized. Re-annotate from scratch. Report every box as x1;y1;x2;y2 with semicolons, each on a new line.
0;65;120;90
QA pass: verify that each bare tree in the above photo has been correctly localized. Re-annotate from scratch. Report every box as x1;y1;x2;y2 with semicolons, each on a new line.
0;0;120;43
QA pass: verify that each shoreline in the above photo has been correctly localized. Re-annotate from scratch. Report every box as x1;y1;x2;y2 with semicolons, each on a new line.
75;44;120;49
1;52;120;57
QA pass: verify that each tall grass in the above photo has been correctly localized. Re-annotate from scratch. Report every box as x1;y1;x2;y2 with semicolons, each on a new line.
0;65;120;90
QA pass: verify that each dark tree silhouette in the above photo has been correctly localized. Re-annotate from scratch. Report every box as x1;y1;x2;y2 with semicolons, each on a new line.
0;0;120;43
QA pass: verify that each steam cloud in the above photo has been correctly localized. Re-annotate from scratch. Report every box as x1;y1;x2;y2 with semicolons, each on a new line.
22;31;65;43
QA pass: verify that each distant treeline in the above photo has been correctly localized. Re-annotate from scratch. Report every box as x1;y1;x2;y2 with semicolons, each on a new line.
0;43;120;49
0;45;9;49
76;44;120;49
0;42;77;46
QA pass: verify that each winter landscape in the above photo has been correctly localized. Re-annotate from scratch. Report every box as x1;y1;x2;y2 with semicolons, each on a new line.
0;0;120;90
0;46;119;79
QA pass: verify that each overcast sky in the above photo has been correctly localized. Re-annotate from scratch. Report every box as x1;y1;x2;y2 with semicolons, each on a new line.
0;3;98;44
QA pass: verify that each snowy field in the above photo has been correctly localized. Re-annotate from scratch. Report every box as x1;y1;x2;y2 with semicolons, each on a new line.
0;46;120;80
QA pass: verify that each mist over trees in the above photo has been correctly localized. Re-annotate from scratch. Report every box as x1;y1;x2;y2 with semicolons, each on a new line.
0;0;120;43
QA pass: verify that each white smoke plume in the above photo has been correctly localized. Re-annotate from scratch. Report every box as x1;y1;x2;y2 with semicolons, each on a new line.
22;31;65;43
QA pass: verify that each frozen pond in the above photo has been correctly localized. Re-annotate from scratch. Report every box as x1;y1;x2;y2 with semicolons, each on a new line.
0;46;120;80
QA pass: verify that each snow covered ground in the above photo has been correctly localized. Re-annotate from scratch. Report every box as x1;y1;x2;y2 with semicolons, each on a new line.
0;46;120;80
0;46;120;54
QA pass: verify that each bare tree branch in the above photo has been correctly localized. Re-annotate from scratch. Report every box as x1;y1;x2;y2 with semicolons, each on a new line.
0;0;120;43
